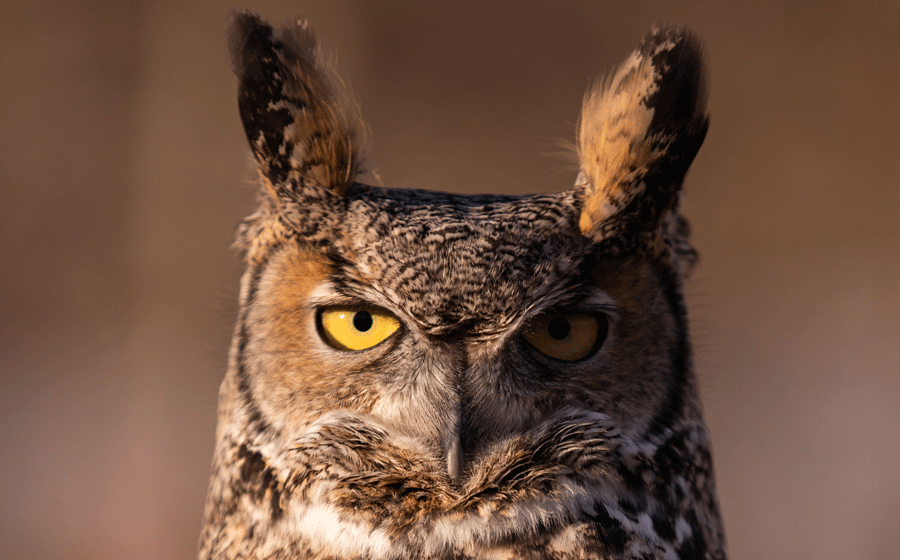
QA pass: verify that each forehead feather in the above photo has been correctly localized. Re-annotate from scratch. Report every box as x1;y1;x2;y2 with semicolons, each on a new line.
333;187;593;328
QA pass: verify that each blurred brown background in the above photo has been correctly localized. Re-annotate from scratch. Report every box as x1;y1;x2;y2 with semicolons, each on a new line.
2;1;898;558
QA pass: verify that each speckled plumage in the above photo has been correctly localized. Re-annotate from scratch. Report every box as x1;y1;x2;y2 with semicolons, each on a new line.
200;9;726;560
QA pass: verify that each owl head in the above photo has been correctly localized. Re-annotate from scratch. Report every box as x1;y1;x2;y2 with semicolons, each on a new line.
202;10;721;559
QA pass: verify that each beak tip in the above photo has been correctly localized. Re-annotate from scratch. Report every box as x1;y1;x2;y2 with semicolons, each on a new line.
445;436;463;486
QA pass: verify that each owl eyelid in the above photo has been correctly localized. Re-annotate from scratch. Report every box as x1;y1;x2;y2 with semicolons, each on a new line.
522;308;612;330
577;290;618;312
307;282;407;312
576;305;617;324
306;289;397;315
526;301;617;322
315;302;392;313
521;286;617;316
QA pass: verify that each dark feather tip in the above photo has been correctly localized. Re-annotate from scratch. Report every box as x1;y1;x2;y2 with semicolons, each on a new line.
226;9;276;80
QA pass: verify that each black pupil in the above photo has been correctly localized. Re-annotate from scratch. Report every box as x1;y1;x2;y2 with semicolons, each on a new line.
353;311;373;332
547;316;571;340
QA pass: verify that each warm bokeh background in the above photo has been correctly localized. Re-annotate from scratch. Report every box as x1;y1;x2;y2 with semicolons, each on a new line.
2;1;898;558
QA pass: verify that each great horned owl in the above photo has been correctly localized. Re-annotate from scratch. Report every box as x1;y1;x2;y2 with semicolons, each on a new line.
200;9;726;560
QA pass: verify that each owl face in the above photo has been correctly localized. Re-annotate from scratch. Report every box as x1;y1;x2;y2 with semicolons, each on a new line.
201;9;725;560
240;186;682;482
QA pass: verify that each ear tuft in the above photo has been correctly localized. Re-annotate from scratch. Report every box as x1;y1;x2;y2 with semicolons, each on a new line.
577;26;708;250
227;9;369;198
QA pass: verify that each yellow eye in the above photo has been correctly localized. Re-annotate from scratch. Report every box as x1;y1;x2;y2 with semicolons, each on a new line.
523;313;607;362
319;306;400;351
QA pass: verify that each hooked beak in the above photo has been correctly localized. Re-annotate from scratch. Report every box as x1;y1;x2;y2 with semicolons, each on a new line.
445;430;463;486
